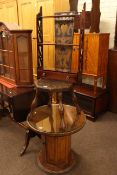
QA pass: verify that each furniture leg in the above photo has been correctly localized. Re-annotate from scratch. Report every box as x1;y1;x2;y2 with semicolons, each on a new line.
72;92;81;116
58;92;65;131
20;129;39;156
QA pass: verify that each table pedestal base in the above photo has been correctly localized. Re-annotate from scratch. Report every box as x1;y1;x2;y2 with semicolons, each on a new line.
37;135;76;174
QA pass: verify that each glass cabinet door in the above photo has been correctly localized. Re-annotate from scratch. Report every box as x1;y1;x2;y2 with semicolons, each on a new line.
0;29;16;81
0;50;3;64
0;48;5;76
17;34;30;83
8;34;14;51
2;31;8;50
0;23;33;87
0;35;2;49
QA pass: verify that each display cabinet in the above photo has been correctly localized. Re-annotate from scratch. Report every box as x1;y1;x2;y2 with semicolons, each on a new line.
0;22;33;87
72;33;109;93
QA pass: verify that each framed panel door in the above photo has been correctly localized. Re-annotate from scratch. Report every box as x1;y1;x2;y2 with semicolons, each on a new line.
5;0;18;24
0;3;7;22
18;0;36;74
83;34;99;76
0;0;18;23
54;0;69;13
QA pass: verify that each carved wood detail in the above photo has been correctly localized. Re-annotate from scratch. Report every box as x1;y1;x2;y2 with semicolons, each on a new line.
90;0;101;33
69;0;78;12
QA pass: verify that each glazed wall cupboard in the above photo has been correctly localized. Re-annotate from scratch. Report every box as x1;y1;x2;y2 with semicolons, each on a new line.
0;0;70;75
71;33;109;92
0;22;33;87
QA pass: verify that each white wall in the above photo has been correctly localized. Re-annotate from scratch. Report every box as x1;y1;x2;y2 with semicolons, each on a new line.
78;0;117;48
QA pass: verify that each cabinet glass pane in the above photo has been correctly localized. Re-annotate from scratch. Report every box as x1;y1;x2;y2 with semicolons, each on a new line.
17;36;29;69
0;51;3;64
8;35;14;51
2;37;8;50
0;22;33;87
0;65;4;75
10;68;15;80
9;52;15;67
4;67;10;78
0;36;2;49
0;84;2;92
3;52;9;66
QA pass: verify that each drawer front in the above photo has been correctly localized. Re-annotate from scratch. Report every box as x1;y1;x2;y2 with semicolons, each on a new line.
75;93;95;116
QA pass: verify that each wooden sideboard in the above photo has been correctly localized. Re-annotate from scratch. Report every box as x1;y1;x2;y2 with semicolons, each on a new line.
0;83;35;122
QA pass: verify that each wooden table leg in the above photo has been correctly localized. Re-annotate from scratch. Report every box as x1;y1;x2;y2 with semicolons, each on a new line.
37;135;76;173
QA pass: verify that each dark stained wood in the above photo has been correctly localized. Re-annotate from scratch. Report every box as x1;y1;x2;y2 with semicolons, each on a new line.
0;83;35;122
114;12;117;49
69;0;78;12
0;22;33;87
107;13;117;112
74;11;91;31
108;49;117;113
37;69;78;83
20;129;41;156
74;84;109;120
90;0;101;33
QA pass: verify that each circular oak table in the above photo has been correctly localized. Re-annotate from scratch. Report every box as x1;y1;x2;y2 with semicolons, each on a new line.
27;79;86;173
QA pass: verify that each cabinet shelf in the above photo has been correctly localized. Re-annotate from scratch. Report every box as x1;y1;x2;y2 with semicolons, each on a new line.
0;64;14;68
0;49;13;53
38;14;79;18
37;43;79;47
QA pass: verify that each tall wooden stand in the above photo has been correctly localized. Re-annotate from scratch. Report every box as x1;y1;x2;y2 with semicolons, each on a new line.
107;12;117;112
90;0;100;33
69;0;78;11
108;49;117;112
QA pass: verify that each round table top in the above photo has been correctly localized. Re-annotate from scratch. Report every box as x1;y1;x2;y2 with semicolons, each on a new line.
34;78;73;92
27;104;86;136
